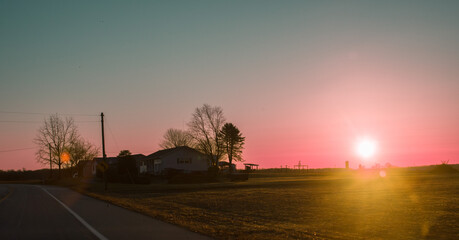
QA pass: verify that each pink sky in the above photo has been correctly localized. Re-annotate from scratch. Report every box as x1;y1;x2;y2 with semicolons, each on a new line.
1;1;459;170
3;49;458;171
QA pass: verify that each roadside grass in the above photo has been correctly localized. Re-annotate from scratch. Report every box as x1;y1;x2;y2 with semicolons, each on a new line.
74;172;459;240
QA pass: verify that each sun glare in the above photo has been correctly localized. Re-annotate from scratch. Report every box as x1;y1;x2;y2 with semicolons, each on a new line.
61;152;70;163
355;138;377;159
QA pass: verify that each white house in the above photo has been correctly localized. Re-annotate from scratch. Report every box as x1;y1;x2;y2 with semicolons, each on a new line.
143;146;210;175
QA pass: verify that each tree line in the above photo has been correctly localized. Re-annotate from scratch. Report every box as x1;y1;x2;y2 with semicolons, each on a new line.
34;104;245;176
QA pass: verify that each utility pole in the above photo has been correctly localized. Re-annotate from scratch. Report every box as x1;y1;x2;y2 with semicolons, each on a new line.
49;143;52;178
101;112;108;191
294;161;308;170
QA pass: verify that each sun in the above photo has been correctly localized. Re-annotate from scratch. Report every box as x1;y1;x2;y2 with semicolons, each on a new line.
61;152;71;163
355;138;377;159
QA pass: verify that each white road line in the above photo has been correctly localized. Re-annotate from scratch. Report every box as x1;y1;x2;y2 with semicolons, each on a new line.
40;187;109;240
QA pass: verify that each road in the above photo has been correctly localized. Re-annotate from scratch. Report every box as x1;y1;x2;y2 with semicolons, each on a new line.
0;184;212;240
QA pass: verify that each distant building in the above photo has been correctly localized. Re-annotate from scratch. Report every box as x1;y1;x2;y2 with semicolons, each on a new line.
218;161;236;172
244;163;259;171
143;146;210;175
78;160;97;178
92;154;146;177
130;154;146;173
92;156;120;178
89;148;210;177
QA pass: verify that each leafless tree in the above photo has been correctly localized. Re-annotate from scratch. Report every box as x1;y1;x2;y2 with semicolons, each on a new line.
34;114;79;176
67;138;99;168
159;128;195;149
188;104;226;166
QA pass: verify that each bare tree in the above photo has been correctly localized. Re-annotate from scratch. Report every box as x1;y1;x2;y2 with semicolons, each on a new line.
221;123;245;172
67;138;99;168
34;114;79;177
159;128;195;149
188;104;226;166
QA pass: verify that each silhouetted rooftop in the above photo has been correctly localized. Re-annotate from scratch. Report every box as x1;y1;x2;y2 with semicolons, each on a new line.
145;146;205;160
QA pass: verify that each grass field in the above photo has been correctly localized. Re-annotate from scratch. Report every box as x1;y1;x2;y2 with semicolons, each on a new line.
75;170;458;240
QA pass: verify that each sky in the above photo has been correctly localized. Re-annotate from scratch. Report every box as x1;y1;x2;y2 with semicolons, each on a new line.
1;0;459;170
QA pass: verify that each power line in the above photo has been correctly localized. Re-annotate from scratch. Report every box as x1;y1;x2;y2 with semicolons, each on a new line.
0;111;48;115
0;147;37;153
0;111;99;117
105;119;120;150
0;120;99;123
0;120;42;123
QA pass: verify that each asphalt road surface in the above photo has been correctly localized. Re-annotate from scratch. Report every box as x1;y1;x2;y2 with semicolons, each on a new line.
0;184;212;240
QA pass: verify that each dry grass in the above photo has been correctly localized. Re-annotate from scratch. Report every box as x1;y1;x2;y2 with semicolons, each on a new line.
75;172;459;239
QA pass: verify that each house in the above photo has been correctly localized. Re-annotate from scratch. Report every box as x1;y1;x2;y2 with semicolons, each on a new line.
92;154;146;176
78;160;97;178
92;157;119;178
130;154;146;174
143;146;210;175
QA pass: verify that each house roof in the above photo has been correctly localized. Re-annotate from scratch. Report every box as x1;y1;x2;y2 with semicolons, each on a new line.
145;146;206;160
93;154;146;164
93;157;119;164
244;163;259;166
130;154;146;160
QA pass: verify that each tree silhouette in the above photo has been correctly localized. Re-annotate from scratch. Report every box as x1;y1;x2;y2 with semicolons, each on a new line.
221;123;245;172
159;128;195;149
34;114;79;177
117;150;132;157
188;104;226;167
67;139;99;168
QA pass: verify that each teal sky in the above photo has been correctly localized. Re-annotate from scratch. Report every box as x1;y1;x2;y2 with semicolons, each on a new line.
1;0;459;170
